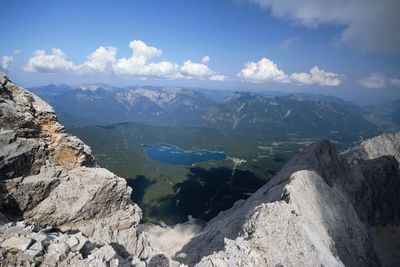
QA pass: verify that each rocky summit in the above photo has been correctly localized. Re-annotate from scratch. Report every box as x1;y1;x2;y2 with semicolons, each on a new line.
0;73;399;266
178;137;399;266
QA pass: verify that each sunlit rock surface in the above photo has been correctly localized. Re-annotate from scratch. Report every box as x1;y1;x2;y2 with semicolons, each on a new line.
179;136;399;266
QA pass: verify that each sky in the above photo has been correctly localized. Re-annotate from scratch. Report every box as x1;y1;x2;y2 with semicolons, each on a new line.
1;0;400;104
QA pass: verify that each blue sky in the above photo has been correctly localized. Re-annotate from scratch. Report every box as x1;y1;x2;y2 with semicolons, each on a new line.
1;0;399;104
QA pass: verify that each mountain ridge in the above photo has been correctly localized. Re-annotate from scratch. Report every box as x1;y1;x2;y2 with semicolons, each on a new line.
29;84;385;143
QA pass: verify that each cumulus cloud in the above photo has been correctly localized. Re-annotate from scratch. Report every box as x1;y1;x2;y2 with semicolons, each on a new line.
360;74;400;89
237;58;289;83
237;57;342;86
179;60;227;80
250;0;400;52
1;56;13;71
114;40;162;75
290;66;343;86
79;46;117;73
181;60;209;77
23;40;226;81
113;41;181;78
24;48;75;73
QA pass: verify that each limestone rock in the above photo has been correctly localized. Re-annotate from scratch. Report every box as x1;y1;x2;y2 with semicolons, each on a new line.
0;175;60;219
177;135;400;266
1;236;33;251
342;132;400;164
0;73;95;181
193;170;377;267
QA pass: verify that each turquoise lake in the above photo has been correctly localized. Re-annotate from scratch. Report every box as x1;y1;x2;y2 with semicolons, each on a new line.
143;144;226;165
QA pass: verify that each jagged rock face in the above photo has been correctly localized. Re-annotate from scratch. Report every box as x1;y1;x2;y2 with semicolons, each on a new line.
196;171;374;267
177;135;400;267
0;74;171;266
178;141;380;266
355;156;400;226
0;74;95;180
342;132;400;164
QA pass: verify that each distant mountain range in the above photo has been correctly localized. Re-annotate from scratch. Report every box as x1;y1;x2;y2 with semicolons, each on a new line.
29;84;399;140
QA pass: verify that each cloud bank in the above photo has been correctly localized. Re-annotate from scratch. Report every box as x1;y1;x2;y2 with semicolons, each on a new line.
250;0;400;53
238;57;343;86
24;40;227;81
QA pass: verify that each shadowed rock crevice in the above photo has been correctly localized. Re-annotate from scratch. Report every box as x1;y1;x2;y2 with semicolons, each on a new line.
355;156;400;226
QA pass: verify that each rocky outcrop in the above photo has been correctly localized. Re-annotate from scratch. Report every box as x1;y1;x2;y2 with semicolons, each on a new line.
342;132;400;164
0;74;176;266
0;220;138;266
176;135;399;266
0;74;95;180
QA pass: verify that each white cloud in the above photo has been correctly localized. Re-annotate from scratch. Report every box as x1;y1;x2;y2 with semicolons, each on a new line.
79;46;117;73
180;60;227;80
202;56;210;64
13;49;21;55
113;41;179;78
237;57;342;86
23;40;226;81
237;58;289;83
181;60;211;77
23;48;75;73
290;66;343;86
359;73;386;89
390;78;400;87
139;61;182;79
250;0;400;52
1;56;13;71
129;40;161;59
114;40;163;75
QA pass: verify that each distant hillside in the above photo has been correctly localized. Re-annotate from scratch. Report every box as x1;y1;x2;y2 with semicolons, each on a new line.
30;84;386;141
202;92;377;139
30;85;216;126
